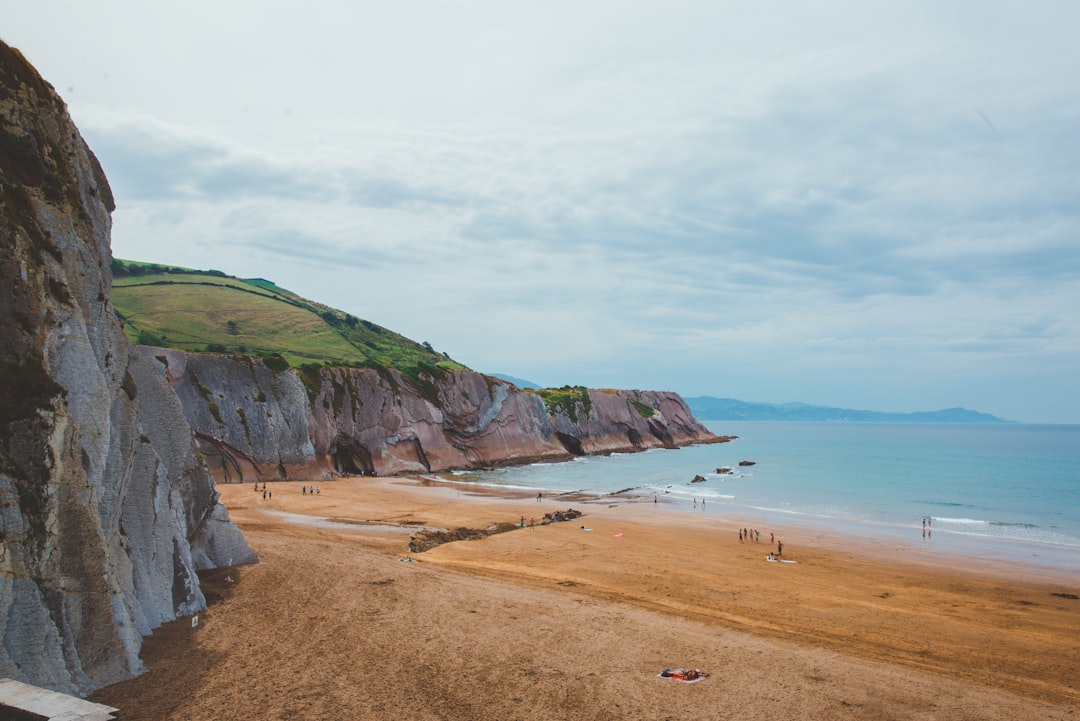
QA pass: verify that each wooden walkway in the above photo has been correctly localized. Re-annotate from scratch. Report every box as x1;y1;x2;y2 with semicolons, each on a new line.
0;678;119;720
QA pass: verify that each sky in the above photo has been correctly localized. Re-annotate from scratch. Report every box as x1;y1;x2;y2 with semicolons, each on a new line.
3;1;1079;423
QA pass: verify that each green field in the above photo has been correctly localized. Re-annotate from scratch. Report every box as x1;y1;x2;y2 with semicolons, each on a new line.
110;259;466;372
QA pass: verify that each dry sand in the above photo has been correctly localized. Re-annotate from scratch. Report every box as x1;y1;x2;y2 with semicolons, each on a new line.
92;477;1080;720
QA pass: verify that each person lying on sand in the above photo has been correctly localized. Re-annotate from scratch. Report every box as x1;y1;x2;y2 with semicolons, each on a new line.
660;668;707;681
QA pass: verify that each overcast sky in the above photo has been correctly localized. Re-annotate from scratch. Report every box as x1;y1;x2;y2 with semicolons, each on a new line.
4;1;1079;423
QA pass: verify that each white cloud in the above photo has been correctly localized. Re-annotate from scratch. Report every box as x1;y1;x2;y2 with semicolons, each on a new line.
3;0;1079;421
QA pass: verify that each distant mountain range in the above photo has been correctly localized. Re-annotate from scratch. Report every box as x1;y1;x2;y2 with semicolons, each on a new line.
683;397;1013;424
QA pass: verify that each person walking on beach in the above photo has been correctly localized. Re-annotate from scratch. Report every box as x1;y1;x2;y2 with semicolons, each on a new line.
738;529;743;543
777;540;783;556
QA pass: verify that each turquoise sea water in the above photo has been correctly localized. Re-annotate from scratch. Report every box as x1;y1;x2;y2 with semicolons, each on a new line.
445;422;1080;572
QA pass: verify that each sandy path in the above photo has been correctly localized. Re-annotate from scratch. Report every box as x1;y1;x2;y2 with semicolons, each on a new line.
91;477;1080;720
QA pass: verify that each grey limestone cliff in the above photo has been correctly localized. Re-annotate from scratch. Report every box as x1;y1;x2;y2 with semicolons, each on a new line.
0;42;255;695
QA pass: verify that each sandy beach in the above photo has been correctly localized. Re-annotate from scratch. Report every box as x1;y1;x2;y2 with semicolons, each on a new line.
92;476;1079;720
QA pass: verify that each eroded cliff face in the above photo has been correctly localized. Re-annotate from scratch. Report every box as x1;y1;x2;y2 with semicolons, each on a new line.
146;350;722;482
0;42;255;695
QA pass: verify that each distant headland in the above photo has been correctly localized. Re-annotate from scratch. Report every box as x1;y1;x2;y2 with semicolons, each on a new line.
682;397;1013;423
490;376;1012;424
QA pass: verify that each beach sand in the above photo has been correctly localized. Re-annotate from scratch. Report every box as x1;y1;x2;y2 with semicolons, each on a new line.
91;477;1079;720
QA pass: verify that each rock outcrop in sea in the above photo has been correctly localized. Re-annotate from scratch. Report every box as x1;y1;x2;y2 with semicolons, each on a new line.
0;42;255;696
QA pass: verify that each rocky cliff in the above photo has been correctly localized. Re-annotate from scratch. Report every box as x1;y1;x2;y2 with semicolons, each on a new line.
0;42;255;695
144;348;722;482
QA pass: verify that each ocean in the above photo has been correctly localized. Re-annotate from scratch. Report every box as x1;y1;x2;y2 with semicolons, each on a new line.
444;421;1080;573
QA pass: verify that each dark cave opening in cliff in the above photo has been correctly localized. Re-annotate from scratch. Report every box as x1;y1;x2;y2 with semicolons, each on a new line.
332;438;374;476
554;432;585;456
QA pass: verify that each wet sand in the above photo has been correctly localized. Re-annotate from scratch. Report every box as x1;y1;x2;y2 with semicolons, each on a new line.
92;476;1080;720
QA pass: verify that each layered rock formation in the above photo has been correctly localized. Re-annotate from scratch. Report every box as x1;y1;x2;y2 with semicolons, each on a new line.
144;347;723;482
0;42;255;695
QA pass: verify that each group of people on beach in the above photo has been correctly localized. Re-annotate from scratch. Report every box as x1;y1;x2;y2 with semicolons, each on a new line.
739;528;766;544
251;482;322;499
739;527;782;555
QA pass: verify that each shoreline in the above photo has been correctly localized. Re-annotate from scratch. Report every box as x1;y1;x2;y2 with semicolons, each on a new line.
91;476;1080;719
437;421;1080;577
424;473;1080;582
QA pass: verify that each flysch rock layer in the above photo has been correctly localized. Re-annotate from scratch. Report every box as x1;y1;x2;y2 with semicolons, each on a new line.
0;42;256;696
144;349;723;482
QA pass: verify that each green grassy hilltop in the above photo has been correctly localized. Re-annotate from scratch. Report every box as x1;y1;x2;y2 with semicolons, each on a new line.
110;259;466;374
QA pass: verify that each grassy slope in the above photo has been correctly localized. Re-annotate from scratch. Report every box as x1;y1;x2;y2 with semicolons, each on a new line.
109;261;623;422
110;259;465;372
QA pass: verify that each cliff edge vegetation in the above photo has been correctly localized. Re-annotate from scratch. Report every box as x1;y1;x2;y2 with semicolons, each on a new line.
110;258;465;373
